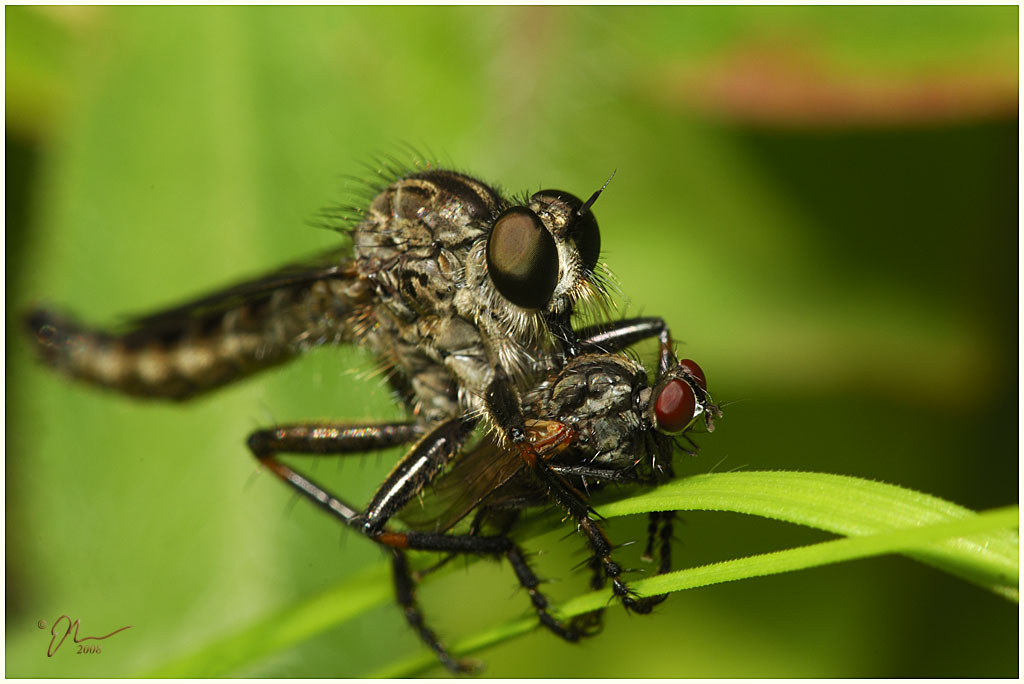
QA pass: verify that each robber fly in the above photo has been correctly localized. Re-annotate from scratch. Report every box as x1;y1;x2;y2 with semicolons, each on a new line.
25;163;713;671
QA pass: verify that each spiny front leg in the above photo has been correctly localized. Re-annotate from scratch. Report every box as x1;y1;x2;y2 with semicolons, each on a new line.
632;510;677;611
391;548;475;673
575;316;668;356
383;529;586;647
643;510;676;574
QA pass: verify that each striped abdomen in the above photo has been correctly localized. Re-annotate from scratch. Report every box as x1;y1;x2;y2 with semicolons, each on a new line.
25;257;370;400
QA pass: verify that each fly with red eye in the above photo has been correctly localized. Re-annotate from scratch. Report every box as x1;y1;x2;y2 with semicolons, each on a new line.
653;359;711;435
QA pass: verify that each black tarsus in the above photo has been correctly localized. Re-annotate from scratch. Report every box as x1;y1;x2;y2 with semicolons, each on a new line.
391;549;475;673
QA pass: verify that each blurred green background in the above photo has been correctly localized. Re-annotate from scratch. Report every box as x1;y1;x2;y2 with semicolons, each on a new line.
6;6;1017;678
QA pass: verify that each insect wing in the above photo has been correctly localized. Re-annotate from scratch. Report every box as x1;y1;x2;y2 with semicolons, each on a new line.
26;246;366;400
123;247;356;342
399;438;525;533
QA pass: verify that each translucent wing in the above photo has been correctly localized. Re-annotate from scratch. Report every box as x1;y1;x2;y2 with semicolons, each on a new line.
25;246;368;399
124;246;356;343
400;419;580;533
400;438;526;533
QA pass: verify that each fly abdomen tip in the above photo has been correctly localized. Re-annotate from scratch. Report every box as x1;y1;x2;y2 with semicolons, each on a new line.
25;307;62;342
24;308;92;360
23;307;134;390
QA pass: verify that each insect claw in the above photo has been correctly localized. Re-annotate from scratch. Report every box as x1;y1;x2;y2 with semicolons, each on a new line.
568;610;604;638
622;593;668;615
447;655;482;674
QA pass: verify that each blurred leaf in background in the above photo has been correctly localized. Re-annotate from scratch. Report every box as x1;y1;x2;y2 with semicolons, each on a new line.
6;5;1017;678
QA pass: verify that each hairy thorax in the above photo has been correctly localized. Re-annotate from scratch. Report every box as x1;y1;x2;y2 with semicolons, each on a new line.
350;170;558;424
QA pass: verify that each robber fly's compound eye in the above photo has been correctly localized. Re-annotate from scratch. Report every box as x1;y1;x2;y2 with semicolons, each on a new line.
678;358;707;390
533;189;602;274
487;206;559;310
654;378;697;434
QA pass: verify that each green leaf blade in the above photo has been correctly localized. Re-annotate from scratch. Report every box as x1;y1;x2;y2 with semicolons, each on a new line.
146;471;1018;677
379;504;1018;678
600;471;1018;596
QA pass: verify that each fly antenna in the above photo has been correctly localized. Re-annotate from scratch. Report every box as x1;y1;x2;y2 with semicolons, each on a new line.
579;169;616;216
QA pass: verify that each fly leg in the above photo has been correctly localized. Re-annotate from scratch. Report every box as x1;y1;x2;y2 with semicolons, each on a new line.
633;510;676;610
563;547;608;638
576;316;669;355
390;548;471;672
388;527;584;671
410;506;514;582
247;418;474;671
546;465;674;631
247;421;425;462
551;314;670;360
247;416;585;671
552;442;680;612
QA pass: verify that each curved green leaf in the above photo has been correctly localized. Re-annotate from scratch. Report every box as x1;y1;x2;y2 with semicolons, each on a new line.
377;503;1017;678
601;471;1018;598
144;471;1018;677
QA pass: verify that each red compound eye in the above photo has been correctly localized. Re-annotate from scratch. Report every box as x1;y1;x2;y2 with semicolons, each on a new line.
678;359;707;390
654;378;696;434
